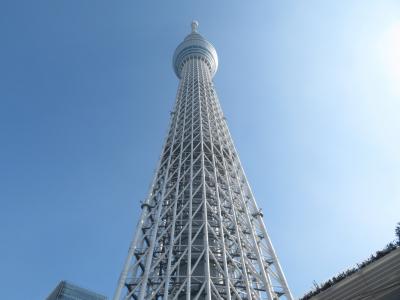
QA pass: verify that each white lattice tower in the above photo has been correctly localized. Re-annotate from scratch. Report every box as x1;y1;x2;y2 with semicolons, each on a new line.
113;22;293;300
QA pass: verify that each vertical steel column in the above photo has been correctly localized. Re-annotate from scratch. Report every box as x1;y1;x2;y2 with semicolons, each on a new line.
136;69;188;300
201;59;232;300
197;58;212;300
163;64;189;299
113;74;186;300
214;86;294;300
186;60;194;300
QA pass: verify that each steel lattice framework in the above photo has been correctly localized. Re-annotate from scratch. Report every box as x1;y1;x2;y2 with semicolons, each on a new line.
114;22;293;300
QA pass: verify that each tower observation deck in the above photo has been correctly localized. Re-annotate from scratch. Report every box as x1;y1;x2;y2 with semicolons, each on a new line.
114;21;293;300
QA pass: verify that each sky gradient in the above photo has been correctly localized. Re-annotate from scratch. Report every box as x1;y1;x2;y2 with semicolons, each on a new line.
0;1;399;299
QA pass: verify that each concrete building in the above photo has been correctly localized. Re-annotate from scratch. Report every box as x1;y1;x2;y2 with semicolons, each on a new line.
305;247;400;300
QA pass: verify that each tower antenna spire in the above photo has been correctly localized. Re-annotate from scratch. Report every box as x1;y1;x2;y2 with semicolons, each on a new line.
191;20;199;33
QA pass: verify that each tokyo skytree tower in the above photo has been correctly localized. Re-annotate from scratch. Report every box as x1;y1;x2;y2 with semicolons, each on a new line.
114;21;293;300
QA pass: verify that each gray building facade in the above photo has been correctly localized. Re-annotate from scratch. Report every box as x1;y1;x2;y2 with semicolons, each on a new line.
305;247;400;300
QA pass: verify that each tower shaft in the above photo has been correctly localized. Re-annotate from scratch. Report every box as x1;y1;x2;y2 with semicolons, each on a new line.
114;23;293;300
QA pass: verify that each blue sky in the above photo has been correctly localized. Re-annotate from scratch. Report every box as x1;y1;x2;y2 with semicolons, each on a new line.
1;1;399;299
